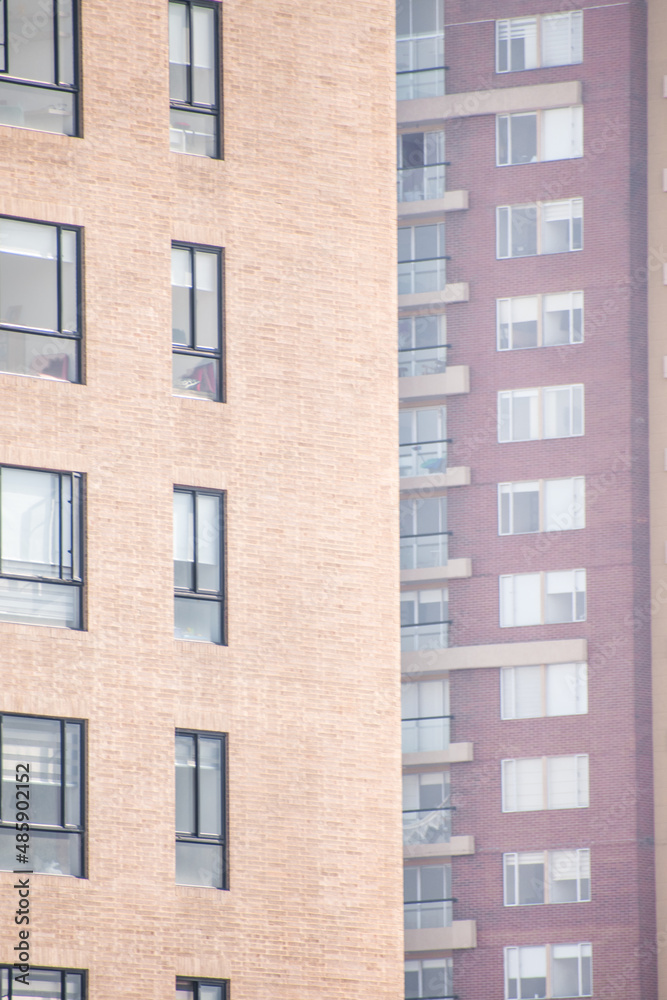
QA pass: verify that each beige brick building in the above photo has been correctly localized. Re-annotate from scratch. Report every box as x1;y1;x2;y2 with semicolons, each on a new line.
0;1;403;998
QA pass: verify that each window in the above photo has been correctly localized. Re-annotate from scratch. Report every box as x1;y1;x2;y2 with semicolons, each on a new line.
0;465;83;628
497;199;583;258
0;967;85;998
403;771;451;846
402;676;450;753
498;385;584;441
173;487;224;643
0;713;84;877
400;496;448;570
399;405;448;477
498;477;585;534
405;958;453;1000
501;663;588;719
501;755;589;812
396;0;445;101
0;216;81;383
504;848;591;905
0;0;78;135
401;588;449;650
504;943;592;999
398;131;446;202
497;292;583;350
404;863;452;929
499;570;586;627
496;11;583;73
172;243;223;401
497;107;583;165
398;223;447;295
175;730;227;888
176;979;228;1000
169;0;220;157
398;313;447;377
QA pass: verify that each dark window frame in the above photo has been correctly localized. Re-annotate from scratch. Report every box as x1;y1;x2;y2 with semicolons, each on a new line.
0;213;83;384
173;485;225;644
169;0;222;159
175;728;228;890
0;711;86;878
176;977;229;999
171;241;224;402
0;462;85;630
0;0;80;136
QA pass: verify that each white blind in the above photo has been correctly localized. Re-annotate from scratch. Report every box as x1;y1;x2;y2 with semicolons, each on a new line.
513;665;543;718
542;11;582;66
546;662;579;716
511;295;539;323
542;106;583;161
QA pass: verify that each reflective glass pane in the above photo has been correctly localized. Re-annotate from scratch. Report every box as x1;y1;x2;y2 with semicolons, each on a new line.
194;251;219;350
175;734;196;834
0;330;78;381
173;491;194;590
7;0;56;83
198;737;222;836
11;966;62;998
0;577;79;627
192;5;216;106
176;840;223;887
173;354;219;400
170;108;216;158
2;715;60;824
196;492;221;591
174;596;221;643
60;229;78;333
172;247;192;346
0;826;81;876
0;80;74;135
64;722;81;827
169;1;190;102
0;219;58;332
1;467;61;577
200;987;224;1000
57;0;76;86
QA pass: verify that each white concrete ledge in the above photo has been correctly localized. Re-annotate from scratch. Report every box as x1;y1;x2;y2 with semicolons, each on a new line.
403;742;473;767
404;835;474;859
400;466;470;493
400;558;472;585
397;80;582;127
401;638;588;675
405;921;477;953
399;283;469;308
398;190;469;221
399;365;470;401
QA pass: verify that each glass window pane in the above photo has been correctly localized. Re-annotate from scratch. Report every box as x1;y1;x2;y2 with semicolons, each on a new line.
2;715;60;823
57;0;76;86
169;1;190;102
198;737;222;836
176;840;223;887
196;492;221;591
194;251;219;349
11;966;62;997
518;857;545;904
64;722;81;827
514;758;543;811
172;248;193;346
174;595;221;643
1;468;61;577
513;665;543;718
173;353;219;400
0;826;81;876
0;329;78;382
173;491;195;590
192;5;216;106
175;734;196;834
60;230;78;334
200;987;224;1000
0;576;79;627
170;108;217;158
511;206;537;256
0;219;58;332
547;755;579;808
511;114;537;163
0;80;75;136
7;0;56;84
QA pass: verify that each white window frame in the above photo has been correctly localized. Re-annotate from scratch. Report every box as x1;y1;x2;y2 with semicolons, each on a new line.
500;663;588;719
496;107;583;166
498;477;585;534
497;198;583;258
501;755;590;813
499;570;587;627
504;943;592;999
496;11;583;73
498;385;584;442
497;292;584;351
503;849;591;906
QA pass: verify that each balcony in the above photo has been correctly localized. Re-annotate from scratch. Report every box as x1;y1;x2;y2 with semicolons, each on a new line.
399;364;470;404
402;714;451;754
398;163;446;203
399;343;447;378
401;620;449;652
404;898;453;931
399;440;449;478
405;920;478;953
402;806;453;847
400;532;450;571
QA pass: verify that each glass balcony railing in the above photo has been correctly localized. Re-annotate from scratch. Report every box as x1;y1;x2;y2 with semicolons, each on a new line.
401;715;452;754
402;806;452;846
398;344;448;378
401;621;449;651
398;258;447;296
396;67;445;101
398;164;447;202
399;441;449;478
404;898;454;930
400;532;450;570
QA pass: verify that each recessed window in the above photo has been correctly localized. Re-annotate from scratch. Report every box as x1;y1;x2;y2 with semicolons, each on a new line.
396;0;445;101
405;958;453;1000
0;0;78;135
401;676;450;753
399;405;448;477
498;385;584;442
401;588;449;651
497;107;583;165
0;713;84;876
499;570;586;627
496;11;583;73
172;243;223;401
173;487;224;643
1;967;85;998
398;223;447;295
504;848;591;905
402;771;451;846
169;0;220;157
175;730;227;888
501;663;588;719
0;465;83;628
176;979;228;1000
497;292;583;350
504;943;592;999
404;863;452;929
497;199;583;258
398;313;447;377
498;477;585;534
501;755;589;812
0;217;81;383
400;495;448;570
397;131;446;201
